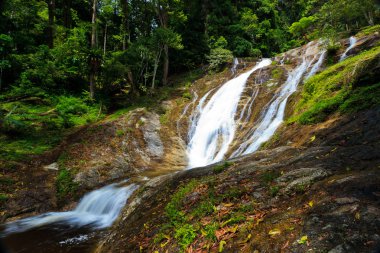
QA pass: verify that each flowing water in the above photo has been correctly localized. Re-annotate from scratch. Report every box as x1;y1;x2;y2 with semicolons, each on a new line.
188;41;326;163
340;36;357;61
186;59;272;168
1;183;138;252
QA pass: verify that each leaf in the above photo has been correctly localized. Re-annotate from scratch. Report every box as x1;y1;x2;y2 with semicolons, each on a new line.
219;240;227;252
308;201;314;207
268;229;281;236
310;135;316;142
228;225;239;233
223;203;234;207
355;212;361;220
297;235;308;244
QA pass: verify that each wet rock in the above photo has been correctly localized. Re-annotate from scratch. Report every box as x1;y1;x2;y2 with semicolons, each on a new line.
335;197;359;205
74;167;100;188
276;167;330;193
141;113;164;158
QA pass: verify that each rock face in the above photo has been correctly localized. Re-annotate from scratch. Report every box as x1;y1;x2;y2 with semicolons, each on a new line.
95;106;380;253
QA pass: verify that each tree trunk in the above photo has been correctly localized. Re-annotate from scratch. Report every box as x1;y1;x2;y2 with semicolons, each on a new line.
103;24;107;57
89;0;97;99
162;44;169;86
47;0;55;48
63;0;72;28
151;49;162;90
0;67;3;91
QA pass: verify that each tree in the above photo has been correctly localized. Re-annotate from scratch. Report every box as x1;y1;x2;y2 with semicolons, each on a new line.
150;28;183;89
0;34;12;91
89;0;98;99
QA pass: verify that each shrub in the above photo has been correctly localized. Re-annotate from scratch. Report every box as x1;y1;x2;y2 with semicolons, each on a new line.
207;48;233;71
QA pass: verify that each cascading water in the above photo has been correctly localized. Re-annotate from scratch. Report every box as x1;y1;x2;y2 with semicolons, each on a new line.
340;36;357;61
2;183;138;236
187;41;326;166
233;47;326;156
186;59;272;168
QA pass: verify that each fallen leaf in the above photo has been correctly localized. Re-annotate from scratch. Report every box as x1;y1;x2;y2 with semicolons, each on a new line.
268;229;281;236
297;235;308;244
308;201;314;207
355;212;361;220
219;240;226;252
310;135;316;142
223;203;234;207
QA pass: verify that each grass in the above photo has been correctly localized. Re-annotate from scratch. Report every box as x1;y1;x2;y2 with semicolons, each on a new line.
288;45;380;124
0;94;103;162
56;168;78;202
213;161;233;174
356;25;380;37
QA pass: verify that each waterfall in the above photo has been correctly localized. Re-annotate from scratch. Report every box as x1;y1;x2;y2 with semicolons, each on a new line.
186;59;272;168
232;49;325;156
340;36;357;61
231;57;239;75
186;41;326;166
2;183;138;236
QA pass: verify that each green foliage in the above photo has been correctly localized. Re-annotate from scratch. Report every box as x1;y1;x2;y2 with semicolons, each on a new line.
0;193;9;202
269;186;280;197
56;168;78;201
289;16;317;38
165;180;199;225
290;45;380;124
174;224;197;250
207;48;233;71
213;161;233;174
261;170;280;184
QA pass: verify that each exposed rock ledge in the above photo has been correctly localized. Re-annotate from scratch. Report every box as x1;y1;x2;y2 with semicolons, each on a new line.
95;107;380;253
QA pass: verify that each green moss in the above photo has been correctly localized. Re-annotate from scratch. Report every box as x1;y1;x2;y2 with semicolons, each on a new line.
56;168;78;201
182;92;192;100
290;45;380;124
261;170;280;184
213;161;233;174
165;180;199;225
0;193;9;202
356;25;380;37
271;68;283;80
269;186;280;197
116;129;125;137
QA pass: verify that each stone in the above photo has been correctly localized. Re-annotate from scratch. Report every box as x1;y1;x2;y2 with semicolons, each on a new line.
335;197;359;204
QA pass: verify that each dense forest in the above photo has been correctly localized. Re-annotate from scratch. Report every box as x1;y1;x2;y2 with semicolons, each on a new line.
1;0;379;99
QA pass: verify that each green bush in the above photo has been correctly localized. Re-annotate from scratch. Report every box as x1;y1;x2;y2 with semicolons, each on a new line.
207;48;233;71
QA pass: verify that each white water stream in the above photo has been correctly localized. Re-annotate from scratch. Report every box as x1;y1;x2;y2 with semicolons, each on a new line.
340;36;357;61
187;42;326;166
186;59;272;168
2;183;138;235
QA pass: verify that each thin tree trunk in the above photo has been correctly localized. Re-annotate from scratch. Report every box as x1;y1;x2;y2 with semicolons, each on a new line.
151;49;162;90
47;0;55;48
90;0;97;99
103;24;107;57
162;44;169;86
